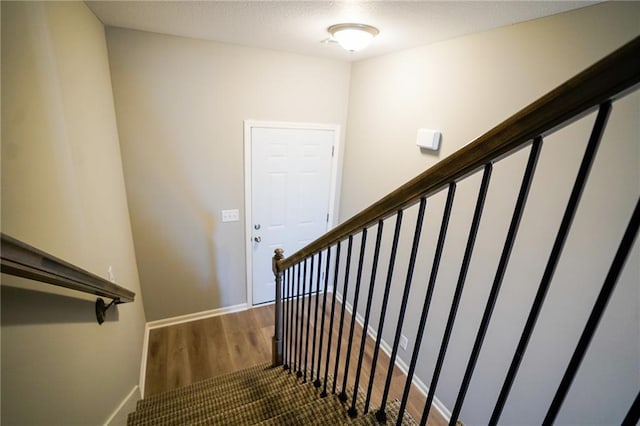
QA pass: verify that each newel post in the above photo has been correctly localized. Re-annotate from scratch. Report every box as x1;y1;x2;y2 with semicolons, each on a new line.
272;248;284;366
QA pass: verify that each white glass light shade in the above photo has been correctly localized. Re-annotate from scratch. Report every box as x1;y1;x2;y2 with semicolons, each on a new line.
328;23;379;52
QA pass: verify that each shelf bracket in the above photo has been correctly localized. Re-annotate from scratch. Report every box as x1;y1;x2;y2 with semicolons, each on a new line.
96;298;119;325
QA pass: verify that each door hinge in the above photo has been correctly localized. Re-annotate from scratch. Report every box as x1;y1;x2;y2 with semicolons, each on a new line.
331;146;335;157
326;213;329;223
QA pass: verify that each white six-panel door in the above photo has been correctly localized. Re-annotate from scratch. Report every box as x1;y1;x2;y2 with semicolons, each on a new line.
248;125;335;305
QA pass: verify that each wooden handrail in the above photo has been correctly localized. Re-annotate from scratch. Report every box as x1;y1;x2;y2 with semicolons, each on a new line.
278;36;640;272
1;233;135;304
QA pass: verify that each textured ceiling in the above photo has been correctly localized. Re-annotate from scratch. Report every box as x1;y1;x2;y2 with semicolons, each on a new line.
86;1;597;62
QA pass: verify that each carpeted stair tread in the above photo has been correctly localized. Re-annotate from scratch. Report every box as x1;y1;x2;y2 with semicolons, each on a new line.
131;370;315;426
128;364;419;425
137;363;275;410
131;365;289;421
256;380;368;426
255;392;353;425
190;374;327;425
387;399;419;426
130;370;283;424
345;399;419;425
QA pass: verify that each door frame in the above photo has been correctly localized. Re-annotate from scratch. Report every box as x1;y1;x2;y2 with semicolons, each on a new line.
243;120;342;307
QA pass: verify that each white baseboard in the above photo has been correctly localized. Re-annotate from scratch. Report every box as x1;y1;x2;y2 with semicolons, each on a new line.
139;324;150;397
146;303;249;330
334;291;452;421
104;385;140;426
139;303;249;396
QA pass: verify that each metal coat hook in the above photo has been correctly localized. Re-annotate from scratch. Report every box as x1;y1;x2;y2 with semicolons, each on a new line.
96;298;119;325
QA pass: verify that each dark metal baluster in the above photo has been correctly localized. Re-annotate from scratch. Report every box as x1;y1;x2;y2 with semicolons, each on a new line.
333;235;354;394
289;266;296;372
365;210;403;414
622;390;640;426
340;228;368;404
398;183;456;425
288;266;294;372
322;242;341;397
303;255;315;382
490;102;612;425
421;164;493;426
544;197;640;424
349;221;384;417
287;268;293;370
315;247;332;388
291;263;300;373
294;262;303;376
283;267;289;370
310;251;323;383
449;138;542;425
298;258;308;378
376;197;427;422
288;267;294;370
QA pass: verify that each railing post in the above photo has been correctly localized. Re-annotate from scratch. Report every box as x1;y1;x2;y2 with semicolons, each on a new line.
272;248;284;366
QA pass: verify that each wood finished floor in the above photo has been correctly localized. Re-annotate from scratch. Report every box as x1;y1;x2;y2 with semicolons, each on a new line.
145;297;447;426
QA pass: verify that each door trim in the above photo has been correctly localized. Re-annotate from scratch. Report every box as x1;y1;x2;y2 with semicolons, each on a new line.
243;120;342;307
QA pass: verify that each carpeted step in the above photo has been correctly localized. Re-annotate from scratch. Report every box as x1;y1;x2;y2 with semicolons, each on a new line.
130;365;289;422
256;379;370;426
190;373;328;425
380;399;419;426
128;363;419;425
257;391;359;425
350;399;418;426
136;363;276;410
131;370;317;426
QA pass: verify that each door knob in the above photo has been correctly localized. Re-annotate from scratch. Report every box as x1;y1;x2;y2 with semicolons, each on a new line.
254;236;261;243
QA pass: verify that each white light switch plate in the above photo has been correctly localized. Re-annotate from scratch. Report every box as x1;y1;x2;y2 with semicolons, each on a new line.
400;334;408;351
221;209;240;222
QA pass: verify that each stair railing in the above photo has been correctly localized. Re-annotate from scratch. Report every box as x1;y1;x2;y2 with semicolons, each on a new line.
1;233;135;324
272;36;640;425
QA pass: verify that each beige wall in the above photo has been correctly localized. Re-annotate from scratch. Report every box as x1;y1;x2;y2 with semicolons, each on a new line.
1;2;146;424
3;1;633;423
340;2;639;424
106;28;350;321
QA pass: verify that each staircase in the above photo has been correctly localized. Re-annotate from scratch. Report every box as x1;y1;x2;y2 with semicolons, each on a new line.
129;38;640;426
128;363;416;425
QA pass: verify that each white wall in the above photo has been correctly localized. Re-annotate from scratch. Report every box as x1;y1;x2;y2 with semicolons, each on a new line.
339;2;639;424
106;29;351;321
1;2;146;424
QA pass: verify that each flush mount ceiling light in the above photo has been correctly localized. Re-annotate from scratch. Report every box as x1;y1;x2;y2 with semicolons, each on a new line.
327;23;379;52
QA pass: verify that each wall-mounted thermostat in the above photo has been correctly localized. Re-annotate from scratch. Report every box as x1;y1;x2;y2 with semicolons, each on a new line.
416;128;441;151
